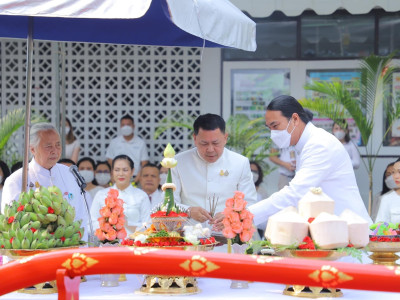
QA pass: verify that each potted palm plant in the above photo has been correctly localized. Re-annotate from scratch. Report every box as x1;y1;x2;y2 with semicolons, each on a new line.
300;53;400;215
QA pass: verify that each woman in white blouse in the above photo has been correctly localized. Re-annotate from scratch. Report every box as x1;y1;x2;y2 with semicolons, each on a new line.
90;154;151;235
64;118;81;163
332;120;360;169
375;160;400;223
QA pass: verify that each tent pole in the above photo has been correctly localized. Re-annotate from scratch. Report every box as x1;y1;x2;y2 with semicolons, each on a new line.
21;17;34;192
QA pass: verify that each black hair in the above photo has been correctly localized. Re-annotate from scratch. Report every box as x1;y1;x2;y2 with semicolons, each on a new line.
58;158;75;166
112;154;134;170
333;119;350;143
267;95;310;124
250;161;263;187
77;157;96;170
120;114;134;124
304;109;314;121
142;162;160;171
95;160;111;172
0;160;10;185
11;161;23;173
382;162;396;195
193;113;225;135
65;117;76;143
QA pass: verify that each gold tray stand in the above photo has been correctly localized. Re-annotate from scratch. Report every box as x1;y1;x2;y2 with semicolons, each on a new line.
138;275;200;295
283;285;343;298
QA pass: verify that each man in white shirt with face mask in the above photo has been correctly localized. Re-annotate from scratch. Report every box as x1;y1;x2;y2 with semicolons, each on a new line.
105;115;149;181
246;95;371;227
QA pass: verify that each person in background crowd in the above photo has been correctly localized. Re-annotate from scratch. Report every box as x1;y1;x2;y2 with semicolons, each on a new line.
0;160;11;207
10;161;22;173
242;95;371;228
58;158;75;167
269;144;296;190
77;157;104;203
250;161;265;202
159;165;168;186
105;115;149;182
332;119;360;169
375;159;400;223
1;122;88;240
95;161;112;188
139;163;163;210
171;113;257;226
91;155;150;235
64;118;81;164
371;161;396;221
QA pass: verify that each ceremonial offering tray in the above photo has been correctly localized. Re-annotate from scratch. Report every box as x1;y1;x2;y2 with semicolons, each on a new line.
368;240;400;266
151;216;188;232
274;249;347;298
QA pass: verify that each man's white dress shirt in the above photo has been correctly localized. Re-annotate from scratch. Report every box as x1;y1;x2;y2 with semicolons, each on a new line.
249;123;371;225
1;158;90;240
343;141;361;169
375;190;400;223
171;147;257;215
90;185;151;235
105;135;149;176
148;189;163;210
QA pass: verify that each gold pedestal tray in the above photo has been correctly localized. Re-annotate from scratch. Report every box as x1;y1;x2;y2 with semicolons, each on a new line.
283;285;342;298
138;275;200;295
368;241;400;266
274;249;348;298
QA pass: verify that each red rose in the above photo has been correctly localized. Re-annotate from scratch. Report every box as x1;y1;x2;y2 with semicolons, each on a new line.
17;205;24;212
60;237;66;242
302;236;313;243
370;236;378;241
308;218;315;223
7;216;15;224
347;243;354;248
31;228;37;233
10;237;14;244
48;207;55;214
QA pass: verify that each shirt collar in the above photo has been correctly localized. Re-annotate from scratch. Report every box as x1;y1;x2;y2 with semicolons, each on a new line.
195;147;225;165
294;122;314;155
30;158;57;176
112;184;133;193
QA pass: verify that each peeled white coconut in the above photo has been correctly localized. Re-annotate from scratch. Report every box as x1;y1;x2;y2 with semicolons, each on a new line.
265;210;309;246
265;206;298;241
310;212;349;249
340;209;369;248
298;187;335;220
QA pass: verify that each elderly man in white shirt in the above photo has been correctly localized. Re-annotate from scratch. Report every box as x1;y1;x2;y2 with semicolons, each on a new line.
247;95;371;227
1;122;89;240
171;113;257;226
105;115;149;179
138;163;163;210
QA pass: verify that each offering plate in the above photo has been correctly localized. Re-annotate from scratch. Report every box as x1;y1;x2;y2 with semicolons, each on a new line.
134;240;219;295
368;241;400;266
272;249;347;298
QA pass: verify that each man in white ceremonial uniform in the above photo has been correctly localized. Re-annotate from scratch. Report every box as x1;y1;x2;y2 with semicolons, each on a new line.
138;163;163;210
246;95;371;227
105;115;149;180
1;123;89;240
171;114;257;226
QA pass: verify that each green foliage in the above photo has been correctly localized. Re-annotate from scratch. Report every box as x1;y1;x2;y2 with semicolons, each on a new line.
154;112;275;175
300;53;400;212
0;108;46;163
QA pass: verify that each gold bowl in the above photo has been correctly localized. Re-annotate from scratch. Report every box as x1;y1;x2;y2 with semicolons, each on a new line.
151;217;187;232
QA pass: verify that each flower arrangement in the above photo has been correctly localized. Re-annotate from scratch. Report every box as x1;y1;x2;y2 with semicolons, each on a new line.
95;189;127;244
222;191;255;245
150;143;188;220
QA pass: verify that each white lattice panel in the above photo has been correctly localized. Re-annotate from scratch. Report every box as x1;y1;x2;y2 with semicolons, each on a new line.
0;40;201;165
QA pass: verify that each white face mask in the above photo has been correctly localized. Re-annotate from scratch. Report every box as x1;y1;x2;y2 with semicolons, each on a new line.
159;173;167;184
385;175;398;190
333;131;346;140
251;171;259;183
121;125;133;136
96;173;111;186
65;127;70;135
79;170;94;183
270;118;296;149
